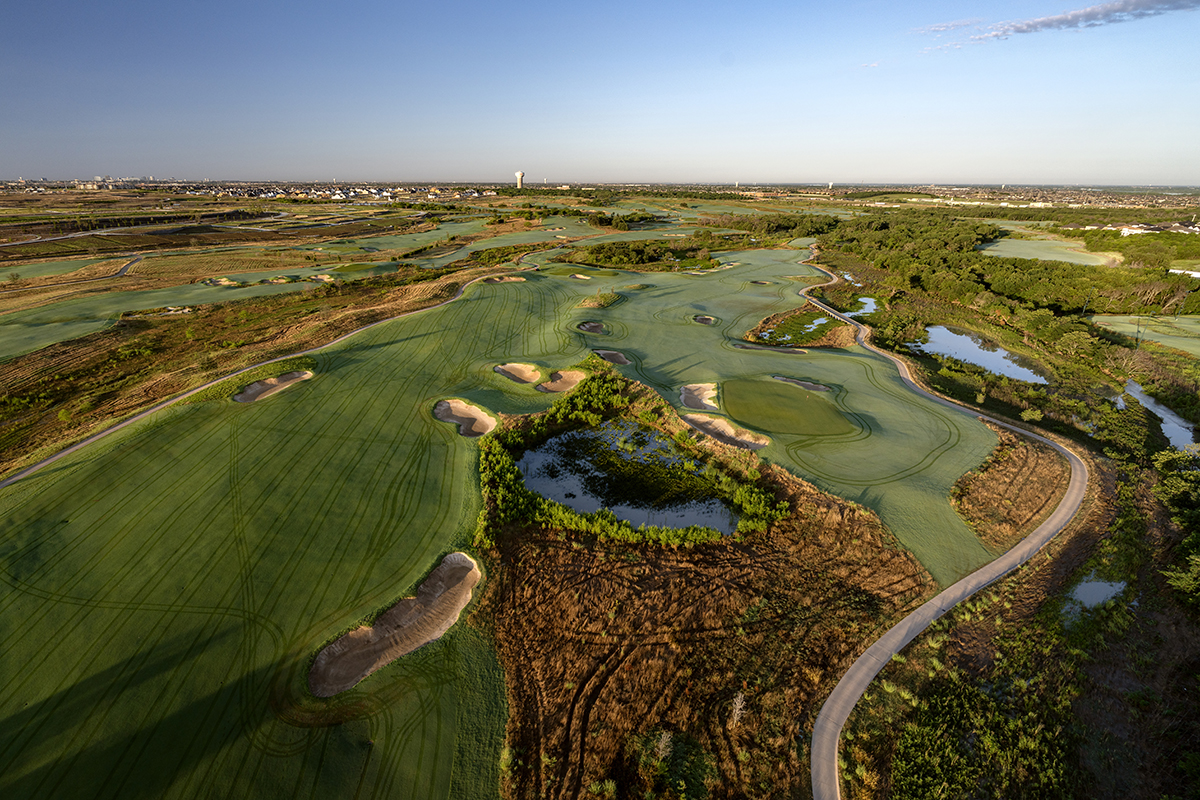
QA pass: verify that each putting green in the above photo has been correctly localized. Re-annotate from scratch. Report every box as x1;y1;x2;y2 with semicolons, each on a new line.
0;239;999;797
723;379;856;437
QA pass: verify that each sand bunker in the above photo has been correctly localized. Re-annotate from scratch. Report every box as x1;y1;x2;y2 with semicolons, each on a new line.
233;371;313;403
733;342;808;354
773;375;830;392
682;414;770;450
485;275;526;284
434;399;496;437
694;315;715;325
578;321;604;334
751;280;772;285
308;553;482;697
537;370;587;393
594;349;631;365
680;383;719;411
495;363;541;384
570;273;592;280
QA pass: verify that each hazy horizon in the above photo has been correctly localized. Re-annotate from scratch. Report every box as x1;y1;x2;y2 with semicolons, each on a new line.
4;0;1198;186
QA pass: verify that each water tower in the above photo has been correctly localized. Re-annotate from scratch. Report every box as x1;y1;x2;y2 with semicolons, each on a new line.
515;171;524;190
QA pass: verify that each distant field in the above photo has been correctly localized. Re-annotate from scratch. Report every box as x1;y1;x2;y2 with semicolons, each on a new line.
977;237;1110;265
3;256;110;281
1091;314;1200;357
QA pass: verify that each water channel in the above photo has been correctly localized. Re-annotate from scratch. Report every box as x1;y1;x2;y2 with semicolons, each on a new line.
908;326;1049;384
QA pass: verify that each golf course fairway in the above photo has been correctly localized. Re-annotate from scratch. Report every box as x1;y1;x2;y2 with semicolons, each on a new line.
0;243;998;797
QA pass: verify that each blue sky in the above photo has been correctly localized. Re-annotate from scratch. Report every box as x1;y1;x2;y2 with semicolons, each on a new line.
2;0;1197;184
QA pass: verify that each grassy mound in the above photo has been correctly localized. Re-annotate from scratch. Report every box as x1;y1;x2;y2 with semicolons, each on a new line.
723;378;856;437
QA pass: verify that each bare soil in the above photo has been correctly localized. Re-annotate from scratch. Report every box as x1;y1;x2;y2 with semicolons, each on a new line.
680;383;719;411
484;464;932;800
308;553;481;697
537;370;586;393
950;422;1072;553
682;414;769;450
593;349;630;366
495;363;541;384
434;399;497;437
233;370;313;402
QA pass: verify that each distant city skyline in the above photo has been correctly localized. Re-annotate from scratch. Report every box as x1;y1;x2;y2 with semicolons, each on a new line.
3;0;1198;185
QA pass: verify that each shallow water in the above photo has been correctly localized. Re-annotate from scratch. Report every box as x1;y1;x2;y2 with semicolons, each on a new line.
909;326;1049;384
845;297;877;317
1124;380;1197;449
515;420;737;534
1071;579;1126;607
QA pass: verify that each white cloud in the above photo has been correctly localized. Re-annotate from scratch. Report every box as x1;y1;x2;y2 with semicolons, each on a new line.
923;0;1200;46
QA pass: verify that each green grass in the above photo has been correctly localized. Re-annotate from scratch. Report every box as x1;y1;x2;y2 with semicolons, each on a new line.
0;235;1000;798
1091;314;1200;358
723;378;856;436
3;257;111;281
977;237;1110;265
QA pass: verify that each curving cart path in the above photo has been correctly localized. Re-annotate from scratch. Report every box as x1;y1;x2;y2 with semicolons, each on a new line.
799;260;1090;800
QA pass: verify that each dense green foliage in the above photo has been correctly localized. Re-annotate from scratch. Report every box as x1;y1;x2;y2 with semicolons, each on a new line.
562;239;720;271
587;210;661;231
1080;230;1200;267
623;729;715;800
476;370;788;548
698;212;839;238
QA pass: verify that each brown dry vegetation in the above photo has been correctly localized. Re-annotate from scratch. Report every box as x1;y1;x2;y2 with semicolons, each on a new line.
0;265;495;477
951;422;1072;553
481;463;934;800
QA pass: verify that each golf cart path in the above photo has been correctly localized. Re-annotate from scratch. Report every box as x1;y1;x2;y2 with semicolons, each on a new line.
799;257;1090;800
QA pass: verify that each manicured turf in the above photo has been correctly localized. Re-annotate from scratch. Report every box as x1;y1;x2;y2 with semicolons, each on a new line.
977;237;1108;265
4;256;110;280
1091;314;1200;358
0;238;998;797
723;378;856;437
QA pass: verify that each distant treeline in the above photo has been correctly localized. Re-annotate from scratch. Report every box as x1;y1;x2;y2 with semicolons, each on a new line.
698;212;840;238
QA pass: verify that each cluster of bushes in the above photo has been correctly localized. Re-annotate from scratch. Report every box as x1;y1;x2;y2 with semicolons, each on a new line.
698;212;839;239
562;240;718;271
475;369;788;548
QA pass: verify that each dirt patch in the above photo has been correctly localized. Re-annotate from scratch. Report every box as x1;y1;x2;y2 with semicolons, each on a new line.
308;552;481;697
577;321;604;334
682;413;769;450
772;375;829;392
594;349;631;365
483;465;932;799
495;363;541;384
694;315;715;325
434;398;497;437
537;370;586;393
680;383;718;411
232;370;313;402
751;280;772;285
485;275;526;284
951;422;1072;553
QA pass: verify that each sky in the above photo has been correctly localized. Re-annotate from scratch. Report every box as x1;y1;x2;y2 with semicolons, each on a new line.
2;0;1198;185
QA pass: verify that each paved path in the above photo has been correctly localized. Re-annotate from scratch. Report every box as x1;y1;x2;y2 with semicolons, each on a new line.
0;267;528;491
798;259;1090;800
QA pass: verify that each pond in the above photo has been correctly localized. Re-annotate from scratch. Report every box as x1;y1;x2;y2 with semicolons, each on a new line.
908;326;1049;384
845;297;877;317
1123;381;1197;450
516;420;738;534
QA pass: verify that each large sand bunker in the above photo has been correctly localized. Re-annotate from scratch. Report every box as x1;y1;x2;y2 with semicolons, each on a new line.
682;414;770;450
578;321;604;334
537;370;587;393
594;349;631;365
485;275;526;284
495;363;541;384
570;273;592;280
434;399;496;437
680;383;718;411
773;375;830;392
694;315;715;325
233;370;313;403
308;553;482;697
